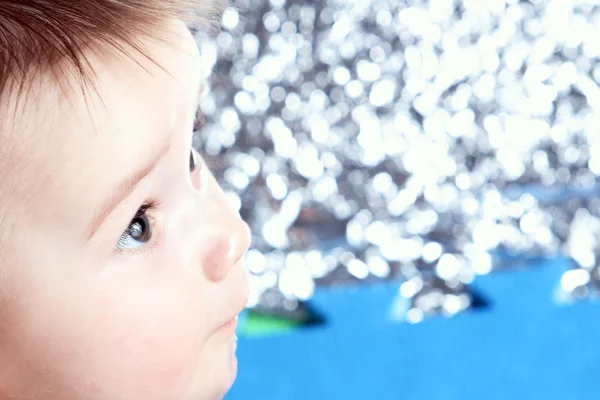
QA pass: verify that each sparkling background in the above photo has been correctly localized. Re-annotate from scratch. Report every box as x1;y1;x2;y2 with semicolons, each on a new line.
193;0;600;324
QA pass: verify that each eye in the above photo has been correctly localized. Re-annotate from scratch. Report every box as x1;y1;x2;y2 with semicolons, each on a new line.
116;205;153;251
190;149;197;172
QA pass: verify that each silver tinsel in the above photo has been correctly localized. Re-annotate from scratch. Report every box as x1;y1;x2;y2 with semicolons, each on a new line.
192;0;600;322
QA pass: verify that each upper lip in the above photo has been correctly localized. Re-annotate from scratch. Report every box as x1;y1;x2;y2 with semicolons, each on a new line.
214;262;249;332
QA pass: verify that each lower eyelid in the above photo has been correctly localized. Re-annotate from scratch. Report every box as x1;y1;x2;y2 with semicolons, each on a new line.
120;239;160;257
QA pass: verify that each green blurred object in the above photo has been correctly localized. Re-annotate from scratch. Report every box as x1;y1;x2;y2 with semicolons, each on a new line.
240;311;303;337
239;305;326;337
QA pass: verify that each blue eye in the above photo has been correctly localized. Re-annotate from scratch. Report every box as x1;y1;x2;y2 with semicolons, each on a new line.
116;207;153;251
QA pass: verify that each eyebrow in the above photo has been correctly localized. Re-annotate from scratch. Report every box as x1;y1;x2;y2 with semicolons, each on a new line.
87;78;205;240
87;141;172;240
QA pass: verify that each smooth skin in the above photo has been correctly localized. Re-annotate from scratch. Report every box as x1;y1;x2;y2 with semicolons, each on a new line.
0;19;250;400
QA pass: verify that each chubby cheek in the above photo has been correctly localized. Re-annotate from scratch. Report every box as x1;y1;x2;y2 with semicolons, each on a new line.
18;269;211;399
90;278;209;394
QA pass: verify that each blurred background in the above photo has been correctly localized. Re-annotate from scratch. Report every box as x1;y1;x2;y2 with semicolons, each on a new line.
192;0;600;398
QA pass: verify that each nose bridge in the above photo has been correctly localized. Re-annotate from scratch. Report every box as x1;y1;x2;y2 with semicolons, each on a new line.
189;194;251;282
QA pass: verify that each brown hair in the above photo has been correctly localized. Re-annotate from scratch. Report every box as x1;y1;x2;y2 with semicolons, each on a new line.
0;0;226;250
0;0;226;102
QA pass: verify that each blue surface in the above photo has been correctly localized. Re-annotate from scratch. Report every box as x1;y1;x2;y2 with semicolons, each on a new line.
227;258;600;400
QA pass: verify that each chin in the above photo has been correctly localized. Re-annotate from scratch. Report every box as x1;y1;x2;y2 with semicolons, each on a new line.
226;355;239;391
220;340;239;397
182;336;239;400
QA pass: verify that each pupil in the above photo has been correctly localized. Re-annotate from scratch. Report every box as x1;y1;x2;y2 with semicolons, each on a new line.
130;220;144;238
130;217;150;242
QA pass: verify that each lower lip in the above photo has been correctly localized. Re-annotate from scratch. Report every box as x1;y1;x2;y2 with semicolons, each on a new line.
215;316;238;336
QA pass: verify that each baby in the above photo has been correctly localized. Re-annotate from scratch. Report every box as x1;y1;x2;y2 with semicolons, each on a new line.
0;1;251;399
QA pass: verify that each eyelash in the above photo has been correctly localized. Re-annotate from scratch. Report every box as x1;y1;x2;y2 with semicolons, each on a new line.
193;107;205;132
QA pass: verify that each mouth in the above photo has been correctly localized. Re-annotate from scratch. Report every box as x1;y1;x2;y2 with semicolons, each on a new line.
215;316;238;336
213;260;250;337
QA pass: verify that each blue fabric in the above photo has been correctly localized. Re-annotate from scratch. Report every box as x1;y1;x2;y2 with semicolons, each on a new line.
228;258;600;399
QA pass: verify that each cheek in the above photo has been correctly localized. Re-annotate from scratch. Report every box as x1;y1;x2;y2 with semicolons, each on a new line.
14;271;212;399
85;276;211;395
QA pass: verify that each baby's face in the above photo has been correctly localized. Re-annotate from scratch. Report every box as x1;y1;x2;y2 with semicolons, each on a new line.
0;20;250;400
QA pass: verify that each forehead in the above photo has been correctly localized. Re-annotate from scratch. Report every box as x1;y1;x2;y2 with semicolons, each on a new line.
0;19;203;231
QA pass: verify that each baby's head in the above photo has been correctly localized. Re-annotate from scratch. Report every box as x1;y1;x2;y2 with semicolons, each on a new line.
0;1;250;399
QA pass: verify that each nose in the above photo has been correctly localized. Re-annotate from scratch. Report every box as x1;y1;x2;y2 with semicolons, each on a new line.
180;161;252;282
187;191;251;282
196;207;251;282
